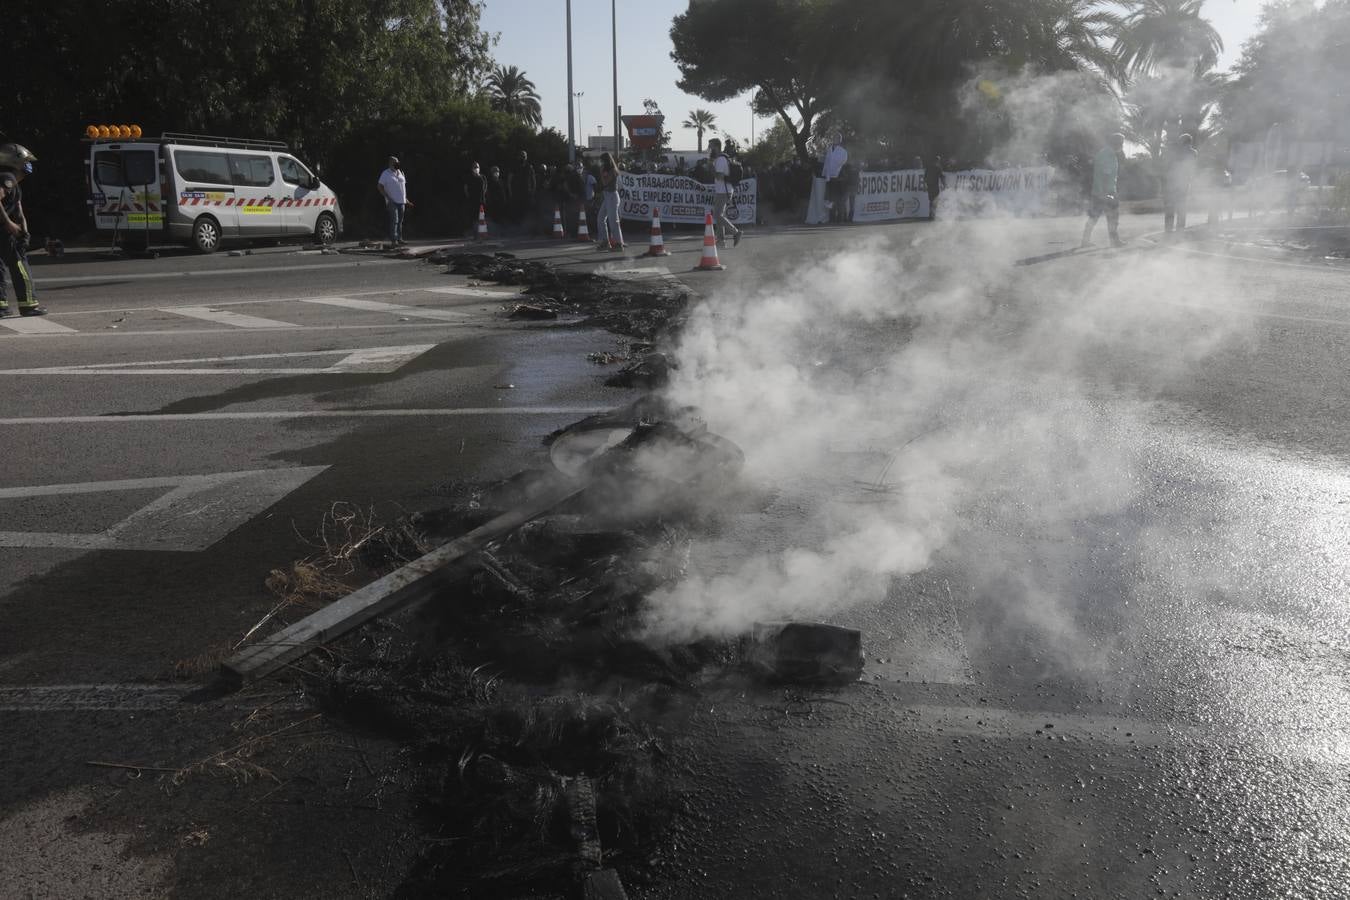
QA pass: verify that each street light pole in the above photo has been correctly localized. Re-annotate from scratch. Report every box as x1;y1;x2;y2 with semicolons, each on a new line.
566;0;575;163
612;0;620;156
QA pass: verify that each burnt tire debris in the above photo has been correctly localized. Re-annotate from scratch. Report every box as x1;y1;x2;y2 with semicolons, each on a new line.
219;259;866;897
445;251;690;345
256;406;745;897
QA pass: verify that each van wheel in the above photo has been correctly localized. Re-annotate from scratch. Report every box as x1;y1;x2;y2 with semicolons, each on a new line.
192;216;222;253
315;213;338;245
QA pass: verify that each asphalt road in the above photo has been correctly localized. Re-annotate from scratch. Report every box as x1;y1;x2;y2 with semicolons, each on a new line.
3;214;1350;898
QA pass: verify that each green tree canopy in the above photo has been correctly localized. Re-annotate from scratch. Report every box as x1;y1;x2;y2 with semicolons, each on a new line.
1221;0;1350;143
2;0;570;238
671;0;1124;167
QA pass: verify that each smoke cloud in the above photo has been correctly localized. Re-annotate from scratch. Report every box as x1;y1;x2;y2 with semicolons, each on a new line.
637;128;1255;652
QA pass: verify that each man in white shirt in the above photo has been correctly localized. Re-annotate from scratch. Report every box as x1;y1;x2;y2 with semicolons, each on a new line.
377;156;410;246
707;138;741;247
822;136;849;223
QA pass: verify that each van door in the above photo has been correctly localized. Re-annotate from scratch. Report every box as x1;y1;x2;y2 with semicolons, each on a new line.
172;148;239;239
277;155;318;236
228;153;280;236
90;143;165;234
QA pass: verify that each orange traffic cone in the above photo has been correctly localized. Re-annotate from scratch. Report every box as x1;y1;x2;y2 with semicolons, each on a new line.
644;207;671;257
551;206;565;239
576;209;591;242
476;204;488;240
694;211;725;271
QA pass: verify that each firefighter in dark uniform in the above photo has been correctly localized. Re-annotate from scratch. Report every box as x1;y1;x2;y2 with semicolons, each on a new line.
0;142;47;317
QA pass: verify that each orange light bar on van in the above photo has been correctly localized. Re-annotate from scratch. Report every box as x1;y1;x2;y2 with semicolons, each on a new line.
85;124;144;140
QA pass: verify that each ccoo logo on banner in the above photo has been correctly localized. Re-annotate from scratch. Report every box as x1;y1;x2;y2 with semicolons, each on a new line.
618;172;758;225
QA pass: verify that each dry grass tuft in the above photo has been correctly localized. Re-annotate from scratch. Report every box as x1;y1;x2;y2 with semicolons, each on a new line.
172;713;323;787
171;642;233;680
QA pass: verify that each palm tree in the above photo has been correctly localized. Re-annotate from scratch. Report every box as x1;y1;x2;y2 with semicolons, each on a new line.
682;109;717;152
1048;0;1123;82
483;64;542;128
1112;0;1224;77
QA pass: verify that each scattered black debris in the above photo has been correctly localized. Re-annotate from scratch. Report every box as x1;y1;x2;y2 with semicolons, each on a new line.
510;303;560;320
748;622;865;685
445;252;689;342
238;406;764;895
605;352;671;389
587;351;629;366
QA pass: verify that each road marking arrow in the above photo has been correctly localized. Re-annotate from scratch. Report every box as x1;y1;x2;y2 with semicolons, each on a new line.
0;466;328;551
0;344;435;376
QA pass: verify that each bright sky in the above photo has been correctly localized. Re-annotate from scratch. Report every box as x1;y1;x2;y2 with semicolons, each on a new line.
478;0;1268;150
478;0;762;151
1206;0;1267;64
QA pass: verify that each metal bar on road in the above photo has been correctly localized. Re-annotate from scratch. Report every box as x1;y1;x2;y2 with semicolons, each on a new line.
220;474;589;685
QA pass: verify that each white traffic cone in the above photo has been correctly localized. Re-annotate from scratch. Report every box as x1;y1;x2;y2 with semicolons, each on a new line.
644;207;671;257
693;211;725;271
476;204;488;240
551;206;565;239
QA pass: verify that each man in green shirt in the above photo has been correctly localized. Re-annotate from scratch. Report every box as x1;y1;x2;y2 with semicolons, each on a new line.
1080;132;1126;249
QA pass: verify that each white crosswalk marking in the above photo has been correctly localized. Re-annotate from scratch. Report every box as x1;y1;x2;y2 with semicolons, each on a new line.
164;306;300;329
0;345;435;376
300;296;469;321
0;466;330;551
0;316;77;334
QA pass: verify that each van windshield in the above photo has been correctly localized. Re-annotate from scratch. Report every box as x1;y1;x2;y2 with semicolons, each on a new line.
93;150;157;187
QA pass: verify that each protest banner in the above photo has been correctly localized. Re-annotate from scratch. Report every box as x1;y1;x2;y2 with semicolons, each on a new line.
845;166;1055;222
851;169;930;222
618;172;758;225
944;166;1055;216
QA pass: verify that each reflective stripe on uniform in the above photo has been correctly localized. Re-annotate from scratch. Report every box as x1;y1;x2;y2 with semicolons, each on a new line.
15;254;35;306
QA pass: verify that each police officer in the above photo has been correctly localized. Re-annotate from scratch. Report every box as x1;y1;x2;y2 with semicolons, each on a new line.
0;142;47;317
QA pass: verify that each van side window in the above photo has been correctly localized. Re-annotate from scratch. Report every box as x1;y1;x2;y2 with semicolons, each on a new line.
279;157;310;186
229;154;275;188
176;150;232;185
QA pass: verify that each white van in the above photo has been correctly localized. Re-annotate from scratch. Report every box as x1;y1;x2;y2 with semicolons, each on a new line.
86;132;343;253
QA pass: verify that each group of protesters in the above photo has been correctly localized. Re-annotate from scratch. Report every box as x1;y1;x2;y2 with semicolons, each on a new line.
754;140;958;225
458;151;607;239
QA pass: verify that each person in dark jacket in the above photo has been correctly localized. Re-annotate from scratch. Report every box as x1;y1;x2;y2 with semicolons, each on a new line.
536;163;557;234
486;165;508;229
924;155;946;220
1162;133;1199;234
464;161;487;237
509;150;536;229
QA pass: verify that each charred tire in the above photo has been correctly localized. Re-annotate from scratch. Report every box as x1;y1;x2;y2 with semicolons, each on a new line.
315;212;338;245
191;216;222;254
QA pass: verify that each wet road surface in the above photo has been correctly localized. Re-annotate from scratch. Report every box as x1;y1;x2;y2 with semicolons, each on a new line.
5;217;1350;898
